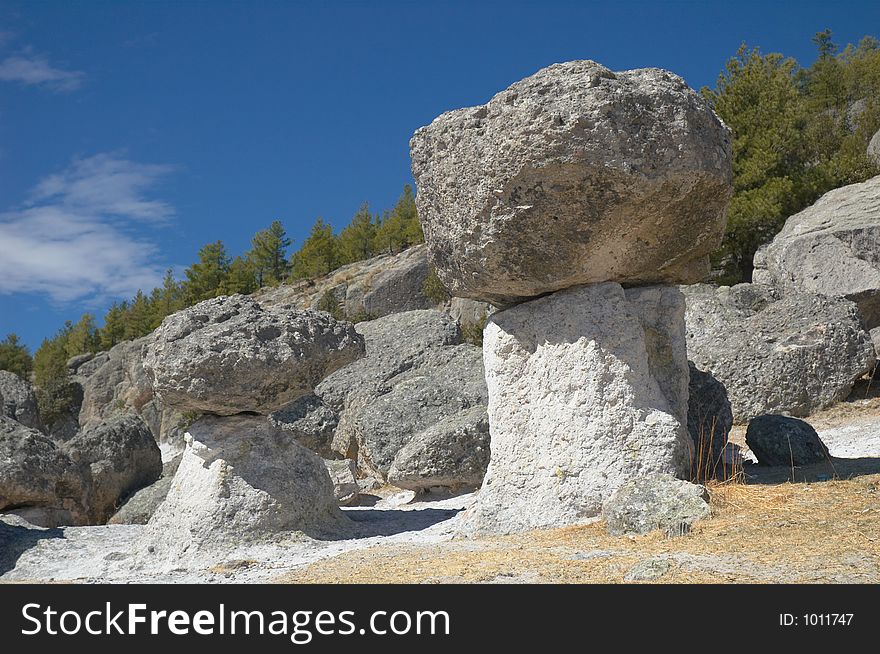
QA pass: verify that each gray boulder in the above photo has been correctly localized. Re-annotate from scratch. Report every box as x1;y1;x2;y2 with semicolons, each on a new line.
868;129;880;166
63;413;162;523
387;405;490;490
603;473;711;537
410;60;733;305
315;311;489;491
66;352;95;374
687;361;733;473
0;370;42;431
76;337;186;452
753;175;880;332
745;415;830;467
143;294;365;415
108;456;181;525
140;415;347;563
0;416;87;525
269;394;339;459
324;458;359;506
683;283;875;422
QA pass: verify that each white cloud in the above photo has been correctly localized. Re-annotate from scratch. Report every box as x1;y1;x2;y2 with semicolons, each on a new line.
0;154;176;303
0;50;84;92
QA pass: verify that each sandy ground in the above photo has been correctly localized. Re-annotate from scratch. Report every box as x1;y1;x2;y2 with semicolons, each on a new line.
3;381;880;584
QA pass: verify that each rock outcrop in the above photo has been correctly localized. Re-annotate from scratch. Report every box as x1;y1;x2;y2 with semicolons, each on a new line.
269;394;339;459
683;283;875;422
0;416;87;526
458;284;693;535
411;60;732;306
745;415;830;467
0;371;42;431
603;474;711;537
753;175;880;339
75;336;185;452
314;310;490;491
143;295;365;415
63;414;162;523
108;456;180;525
140;415;346;562
257;245;434;319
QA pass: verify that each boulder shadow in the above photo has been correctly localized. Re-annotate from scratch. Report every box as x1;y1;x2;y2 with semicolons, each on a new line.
0;520;64;576
340;507;463;538
743;456;880;485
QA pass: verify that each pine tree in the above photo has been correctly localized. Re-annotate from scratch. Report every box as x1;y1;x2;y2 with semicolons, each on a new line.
337;203;377;265
290;218;339;279
65;314;100;358
154;269;183;325
99;302;127;350
248;220;291;287
0;334;33;379
124;291;153;340
184;240;231;303
221;256;259;295
374;184;423;254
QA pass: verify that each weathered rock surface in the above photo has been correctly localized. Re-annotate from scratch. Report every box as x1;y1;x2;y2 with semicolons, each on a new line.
687;361;733;471
753;175;880;330
683;283;875;422
269;394;339;459
75;337;186;452
746;415;830;467
387;405;490;491
410;60;733;305
108;456;181;525
459;283;693;536
324;459;359;506
141;415;347;563
603;473;711;537
315;310;490;490
0;416;87;525
143;295;365;415
0;371;42;431
258;245;434;319
63;414;162;523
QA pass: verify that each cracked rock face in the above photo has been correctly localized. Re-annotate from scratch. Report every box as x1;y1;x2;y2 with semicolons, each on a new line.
0;371;42;432
753;175;880;333
411;60;733;305
458;283;693;536
683;283;875;422
142;294;365;416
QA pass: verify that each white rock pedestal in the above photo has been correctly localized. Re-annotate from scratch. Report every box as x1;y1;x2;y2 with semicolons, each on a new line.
140;414;348;565
458;283;693;536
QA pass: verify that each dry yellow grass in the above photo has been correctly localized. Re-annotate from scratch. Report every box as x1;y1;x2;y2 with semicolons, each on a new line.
276;474;880;584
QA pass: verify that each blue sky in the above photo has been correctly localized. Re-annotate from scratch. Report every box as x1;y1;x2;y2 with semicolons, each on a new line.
2;0;879;352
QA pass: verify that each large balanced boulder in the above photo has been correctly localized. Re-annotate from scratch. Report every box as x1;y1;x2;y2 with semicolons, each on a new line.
745;415;830;467
753;175;880;334
410;60;733;306
143;294;365;415
63;413;162;523
0;371;42;431
141;415;347;562
458;284;693;535
0;416;87;526
683;283;875;422
313;310;490;491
